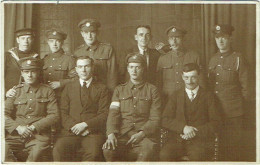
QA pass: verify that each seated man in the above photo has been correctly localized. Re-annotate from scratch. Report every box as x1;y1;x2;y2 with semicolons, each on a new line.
160;63;220;161
103;53;162;161
5;57;59;162
52;56;110;161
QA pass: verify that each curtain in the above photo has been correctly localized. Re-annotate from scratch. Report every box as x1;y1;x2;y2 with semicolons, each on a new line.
4;4;33;52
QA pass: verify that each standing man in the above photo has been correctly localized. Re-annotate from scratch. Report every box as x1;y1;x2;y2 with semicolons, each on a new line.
53;56;110;161
42;28;75;102
119;25;161;85
5;57;59;162
5;28;39;93
103;54;161;161
74;18;118;92
208;24;249;161
160;63;220;161
157;25;206;105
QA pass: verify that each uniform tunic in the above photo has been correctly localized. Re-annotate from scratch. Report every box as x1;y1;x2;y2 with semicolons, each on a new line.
42;49;75;99
4;47;39;92
74;41;118;92
157;49;205;99
5;83;59;161
208;50;248;118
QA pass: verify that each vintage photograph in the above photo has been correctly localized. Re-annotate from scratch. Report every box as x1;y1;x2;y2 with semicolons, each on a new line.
2;2;257;162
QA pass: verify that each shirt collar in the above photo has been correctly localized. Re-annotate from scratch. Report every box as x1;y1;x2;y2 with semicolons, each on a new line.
138;45;147;55
127;80;145;89
79;77;93;88
85;41;99;51
23;83;40;93
185;85;199;96
51;49;64;58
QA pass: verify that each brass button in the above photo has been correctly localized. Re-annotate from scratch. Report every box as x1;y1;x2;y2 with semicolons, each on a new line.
27;116;31;119
52;58;55;60
215;91;218;94
50;66;52;68
216;73;220;76
49;73;51;75
216;82;219;84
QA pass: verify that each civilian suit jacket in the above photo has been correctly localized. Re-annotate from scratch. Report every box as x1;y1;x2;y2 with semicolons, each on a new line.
162;87;221;142
59;79;110;136
119;46;161;85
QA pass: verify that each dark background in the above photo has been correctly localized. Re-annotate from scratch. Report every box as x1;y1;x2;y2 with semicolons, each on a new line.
4;3;256;161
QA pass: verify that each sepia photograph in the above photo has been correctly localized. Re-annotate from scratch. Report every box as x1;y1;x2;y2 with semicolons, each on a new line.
1;1;257;163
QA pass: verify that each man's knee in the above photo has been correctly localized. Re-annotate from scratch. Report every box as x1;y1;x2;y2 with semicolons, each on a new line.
81;147;103;161
137;138;158;161
103;149;117;161
187;148;206;161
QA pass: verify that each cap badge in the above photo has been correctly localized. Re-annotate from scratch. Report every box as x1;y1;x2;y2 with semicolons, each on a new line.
27;60;32;64
216;25;221;31
172;28;176;32
53;31;57;35
86;22;91;27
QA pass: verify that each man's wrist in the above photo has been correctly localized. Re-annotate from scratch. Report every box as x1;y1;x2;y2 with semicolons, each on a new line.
16;125;21;131
82;122;88;128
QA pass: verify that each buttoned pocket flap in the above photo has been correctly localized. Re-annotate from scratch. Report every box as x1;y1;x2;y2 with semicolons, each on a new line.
94;53;109;60
55;64;67;71
161;64;173;69
222;61;238;71
37;98;49;103
119;94;132;101
139;96;151;101
14;99;27;105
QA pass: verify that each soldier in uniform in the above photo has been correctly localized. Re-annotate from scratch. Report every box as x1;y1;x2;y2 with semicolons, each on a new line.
156;25;206;105
5;57;59;162
208;24;249;161
74;18;118;92
5;28;39;93
52;56;110;161
42;28;76;102
119;25;161;85
103;54;161;161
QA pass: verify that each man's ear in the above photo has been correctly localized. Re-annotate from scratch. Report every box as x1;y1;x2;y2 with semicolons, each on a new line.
80;31;85;37
16;37;20;44
134;34;138;41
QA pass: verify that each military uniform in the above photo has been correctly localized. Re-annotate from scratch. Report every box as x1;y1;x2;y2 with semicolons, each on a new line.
43;29;75;100
208;24;249;161
5;58;59;162
74;19;118;92
103;55;162;161
156;26;206;103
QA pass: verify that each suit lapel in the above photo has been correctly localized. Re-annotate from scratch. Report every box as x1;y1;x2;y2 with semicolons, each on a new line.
73;80;84;112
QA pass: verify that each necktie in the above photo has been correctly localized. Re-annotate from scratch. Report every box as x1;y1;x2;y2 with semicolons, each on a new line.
190;91;195;101
81;82;89;106
143;50;149;69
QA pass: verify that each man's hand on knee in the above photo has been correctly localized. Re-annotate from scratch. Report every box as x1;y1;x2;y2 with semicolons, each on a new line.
16;125;33;138
126;131;145;145
70;122;88;135
103;133;117;150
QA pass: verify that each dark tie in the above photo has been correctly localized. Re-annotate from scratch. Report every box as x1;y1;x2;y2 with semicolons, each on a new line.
81;82;89;106
143;50;149;69
190;91;195;101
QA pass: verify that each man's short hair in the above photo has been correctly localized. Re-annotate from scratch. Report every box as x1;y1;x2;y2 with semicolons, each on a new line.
136;25;151;33
182;63;200;75
76;56;94;65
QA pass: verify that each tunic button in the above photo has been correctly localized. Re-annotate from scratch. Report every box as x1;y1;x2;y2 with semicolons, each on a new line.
29;107;32;110
133;97;136;99
176;82;179;84
220;56;223;58
176;72;178;74
134;88;136;90
134;105;136;108
27;116;31;119
48;81;51;83
216;73;220;76
217;64;221;67
49;73;51;75
29;91;32;93
215;91;218;94
29;98;32;101
50;66;52;68
216;82;219;84
52;58;55;60
133;123;136;125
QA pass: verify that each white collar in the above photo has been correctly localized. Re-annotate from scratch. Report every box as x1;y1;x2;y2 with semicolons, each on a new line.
185;85;199;97
79;77;93;88
138;45;147;54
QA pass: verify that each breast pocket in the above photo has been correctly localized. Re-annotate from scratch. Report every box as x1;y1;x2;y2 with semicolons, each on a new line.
14;99;27;112
138;96;151;114
119;94;132;112
221;63;238;83
161;64;174;81
36;98;49;116
93;56;109;77
54;64;68;79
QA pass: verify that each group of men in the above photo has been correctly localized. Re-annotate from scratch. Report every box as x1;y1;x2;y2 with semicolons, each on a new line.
4;18;249;162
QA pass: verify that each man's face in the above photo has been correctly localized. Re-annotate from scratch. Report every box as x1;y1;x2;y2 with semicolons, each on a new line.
135;27;151;48
127;63;144;81
168;36;183;51
215;34;232;52
21;69;39;85
76;59;93;81
16;35;33;52
81;30;97;46
47;39;63;53
182;70;199;90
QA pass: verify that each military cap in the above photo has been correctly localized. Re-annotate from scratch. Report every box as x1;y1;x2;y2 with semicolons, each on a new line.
78;18;101;31
46;28;67;40
165;25;187;37
213;24;234;37
15;28;35;37
126;53;146;66
18;57;42;70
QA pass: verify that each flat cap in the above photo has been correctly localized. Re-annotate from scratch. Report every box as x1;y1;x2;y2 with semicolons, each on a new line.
78;18;101;32
18;57;42;70
15;28;35;37
126;52;146;66
165;25;187;37
213;24;234;37
46;28;67;40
